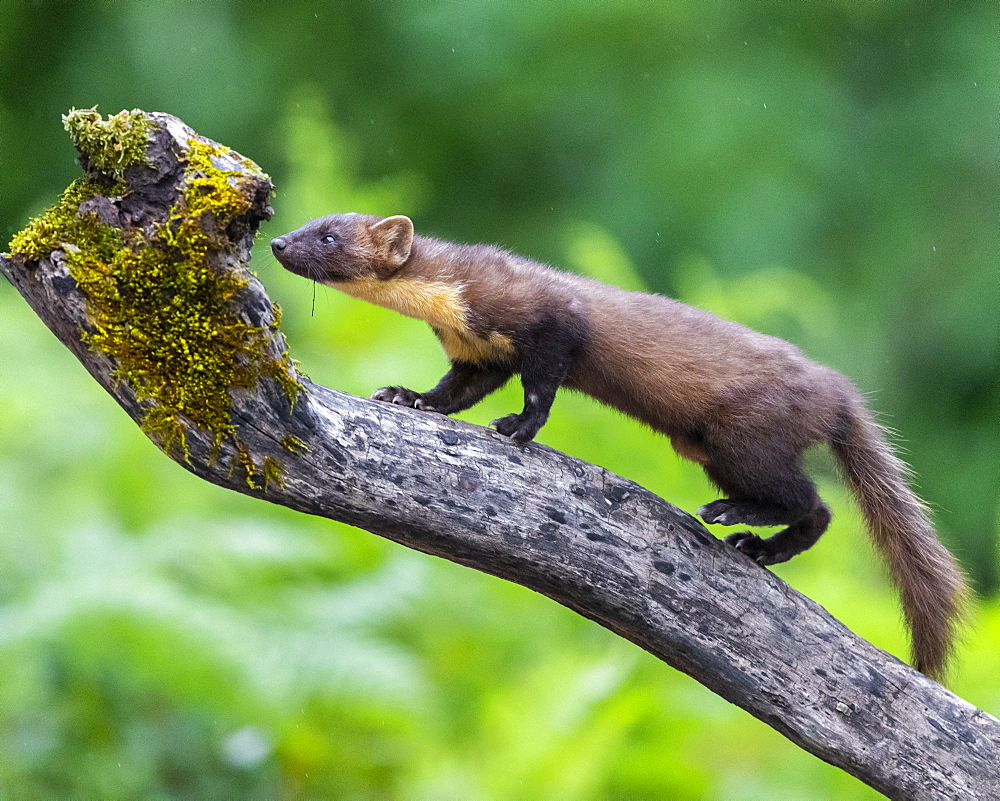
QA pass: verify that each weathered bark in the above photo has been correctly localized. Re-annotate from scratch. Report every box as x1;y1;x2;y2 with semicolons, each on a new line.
3;111;998;800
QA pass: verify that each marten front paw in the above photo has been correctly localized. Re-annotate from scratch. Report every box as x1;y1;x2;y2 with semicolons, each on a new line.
491;413;539;444
371;386;437;412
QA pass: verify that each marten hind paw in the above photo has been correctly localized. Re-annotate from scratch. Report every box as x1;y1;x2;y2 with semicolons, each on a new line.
699;499;744;526
371;386;435;411
723;531;794;566
700;499;801;528
724;531;769;565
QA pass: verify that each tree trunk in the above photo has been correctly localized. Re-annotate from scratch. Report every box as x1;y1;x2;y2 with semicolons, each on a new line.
3;110;998;800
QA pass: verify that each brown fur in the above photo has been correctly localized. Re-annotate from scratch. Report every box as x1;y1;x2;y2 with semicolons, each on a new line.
272;213;969;681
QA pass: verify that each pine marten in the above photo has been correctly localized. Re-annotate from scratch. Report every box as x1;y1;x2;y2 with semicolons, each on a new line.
271;212;968;680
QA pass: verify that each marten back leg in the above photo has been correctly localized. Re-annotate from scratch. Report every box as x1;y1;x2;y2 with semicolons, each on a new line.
698;443;832;566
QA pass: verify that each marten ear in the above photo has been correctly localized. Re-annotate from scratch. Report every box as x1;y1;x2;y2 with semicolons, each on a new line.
369;215;414;267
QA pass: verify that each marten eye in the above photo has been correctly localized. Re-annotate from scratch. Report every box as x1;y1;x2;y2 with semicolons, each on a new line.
321;234;336;244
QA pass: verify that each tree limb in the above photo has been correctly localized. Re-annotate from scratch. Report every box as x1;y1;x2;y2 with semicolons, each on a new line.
3;110;998;800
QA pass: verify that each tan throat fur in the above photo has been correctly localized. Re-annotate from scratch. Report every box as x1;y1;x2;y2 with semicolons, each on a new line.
327;276;515;365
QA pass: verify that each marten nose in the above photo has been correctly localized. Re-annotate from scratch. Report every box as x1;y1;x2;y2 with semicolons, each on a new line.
270;237;287;255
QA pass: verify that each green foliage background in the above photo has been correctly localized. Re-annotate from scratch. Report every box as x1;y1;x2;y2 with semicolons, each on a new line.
1;1;997;798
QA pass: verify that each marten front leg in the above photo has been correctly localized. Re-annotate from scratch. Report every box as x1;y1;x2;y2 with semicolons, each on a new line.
490;354;567;442
372;360;514;415
492;318;583;443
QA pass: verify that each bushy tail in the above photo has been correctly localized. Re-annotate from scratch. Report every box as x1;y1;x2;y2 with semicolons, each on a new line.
829;399;969;682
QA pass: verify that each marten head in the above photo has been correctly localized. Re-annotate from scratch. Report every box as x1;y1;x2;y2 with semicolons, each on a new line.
271;213;414;284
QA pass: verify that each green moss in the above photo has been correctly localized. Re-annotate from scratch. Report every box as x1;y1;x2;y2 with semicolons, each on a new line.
63;108;152;181
160;139;261;258
8;178;124;260
7;110;302;485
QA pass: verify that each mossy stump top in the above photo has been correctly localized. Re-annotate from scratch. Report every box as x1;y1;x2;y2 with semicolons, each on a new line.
5;109;301;486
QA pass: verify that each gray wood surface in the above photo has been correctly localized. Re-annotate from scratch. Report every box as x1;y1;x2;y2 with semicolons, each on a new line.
3;111;997;800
